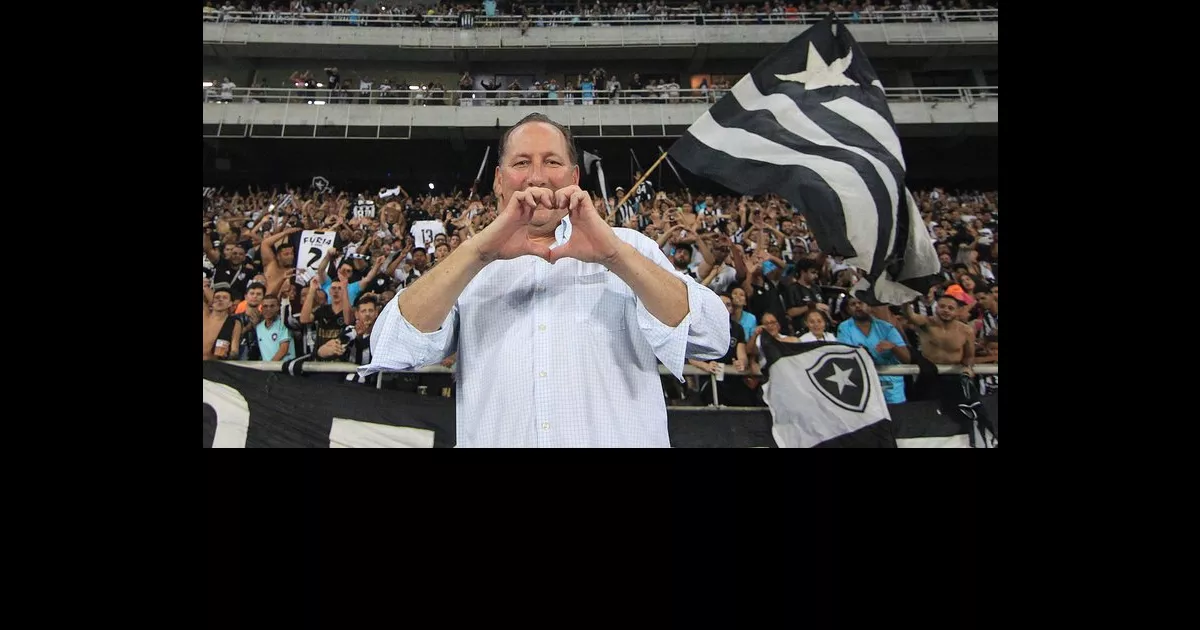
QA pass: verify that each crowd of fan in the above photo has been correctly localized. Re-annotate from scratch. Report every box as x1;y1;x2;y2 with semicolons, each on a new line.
202;0;999;24
202;177;997;405
205;65;730;105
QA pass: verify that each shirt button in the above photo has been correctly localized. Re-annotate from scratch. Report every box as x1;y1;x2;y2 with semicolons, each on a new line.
538;324;546;331
539;371;547;377
542;422;550;430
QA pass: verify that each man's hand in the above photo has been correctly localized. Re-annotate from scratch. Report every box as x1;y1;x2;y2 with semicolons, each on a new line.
244;306;263;325
317;338;346;359
470;187;556;263
875;340;896;354
548;185;622;265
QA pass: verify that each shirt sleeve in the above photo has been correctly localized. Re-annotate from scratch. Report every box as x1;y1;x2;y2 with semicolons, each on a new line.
885;323;907;347
357;290;458;377
836;320;855;345
621;229;729;382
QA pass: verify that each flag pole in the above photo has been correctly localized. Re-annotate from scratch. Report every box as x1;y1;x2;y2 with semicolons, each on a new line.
614;150;670;209
657;144;688;191
469;146;490;198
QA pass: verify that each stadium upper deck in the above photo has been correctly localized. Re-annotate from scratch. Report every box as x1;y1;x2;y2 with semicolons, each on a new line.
203;2;998;61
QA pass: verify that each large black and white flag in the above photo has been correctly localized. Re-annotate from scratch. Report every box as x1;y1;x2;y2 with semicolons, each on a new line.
760;339;897;447
668;14;939;304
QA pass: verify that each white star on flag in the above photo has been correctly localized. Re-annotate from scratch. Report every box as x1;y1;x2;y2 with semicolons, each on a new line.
776;42;859;91
824;364;858;396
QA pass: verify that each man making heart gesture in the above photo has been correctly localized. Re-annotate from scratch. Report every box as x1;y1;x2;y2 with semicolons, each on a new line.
359;113;729;447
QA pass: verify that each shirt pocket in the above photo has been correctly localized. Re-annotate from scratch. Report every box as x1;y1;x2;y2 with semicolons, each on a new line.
574;271;629;331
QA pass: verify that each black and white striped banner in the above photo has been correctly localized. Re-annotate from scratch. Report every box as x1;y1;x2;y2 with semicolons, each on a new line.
668;14;939;305
203;361;996;448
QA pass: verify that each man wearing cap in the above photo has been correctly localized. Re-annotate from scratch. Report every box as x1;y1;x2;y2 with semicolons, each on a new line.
837;296;911;404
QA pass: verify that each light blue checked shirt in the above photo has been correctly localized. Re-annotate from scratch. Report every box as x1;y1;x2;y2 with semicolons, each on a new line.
359;228;729;447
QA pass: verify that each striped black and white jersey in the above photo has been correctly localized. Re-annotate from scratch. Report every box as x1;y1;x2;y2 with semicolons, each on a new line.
615;201;638;227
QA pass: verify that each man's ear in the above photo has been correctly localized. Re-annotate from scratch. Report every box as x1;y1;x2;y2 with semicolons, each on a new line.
492;165;502;201
571;164;580;186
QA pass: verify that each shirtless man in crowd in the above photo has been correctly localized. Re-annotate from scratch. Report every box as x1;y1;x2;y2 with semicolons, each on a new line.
203;283;243;361
902;293;976;377
901;291;997;446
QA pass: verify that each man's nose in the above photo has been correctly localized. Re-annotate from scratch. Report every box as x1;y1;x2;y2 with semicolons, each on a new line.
526;163;547;187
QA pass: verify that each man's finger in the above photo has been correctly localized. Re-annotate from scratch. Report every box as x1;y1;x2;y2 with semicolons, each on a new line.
534;187;555;210
569;190;589;213
554;187;572;211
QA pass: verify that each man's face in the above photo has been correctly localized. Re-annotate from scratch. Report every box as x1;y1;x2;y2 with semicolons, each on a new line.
246;287;264;306
848;298;871;322
449;235;461;248
673;247;691;268
712;245;730;265
230;247;247;265
222;243;236;259
277;245;295;267
412;249;428;267
435;243;450;260
357;303;378;328
261;297;280;318
935;297;959;322
939;252;952;266
338;264;353;280
720;296;733;314
493;121;580;230
211;291;233;312
329;283;344;301
434;234;447;246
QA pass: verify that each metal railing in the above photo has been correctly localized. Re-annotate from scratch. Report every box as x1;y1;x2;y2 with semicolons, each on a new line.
203;85;997;106
226;360;998;407
202;8;998;28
